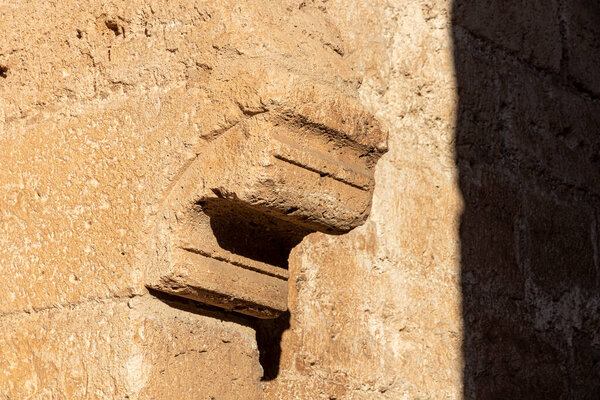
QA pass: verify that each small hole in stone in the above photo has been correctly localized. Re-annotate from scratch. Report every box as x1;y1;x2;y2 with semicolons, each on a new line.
105;20;122;36
76;29;83;39
0;66;7;78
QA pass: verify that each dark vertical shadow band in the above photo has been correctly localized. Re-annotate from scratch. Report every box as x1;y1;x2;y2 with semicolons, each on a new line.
452;0;600;398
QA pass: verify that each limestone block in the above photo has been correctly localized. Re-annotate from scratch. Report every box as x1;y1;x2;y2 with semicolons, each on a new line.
0;301;135;399
132;296;264;400
0;296;263;400
0;0;379;315
0;101;148;314
264;162;464;399
257;1;465;398
147;80;388;318
265;222;463;399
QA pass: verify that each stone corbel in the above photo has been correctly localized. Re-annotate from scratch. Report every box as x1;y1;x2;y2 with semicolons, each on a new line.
147;83;388;318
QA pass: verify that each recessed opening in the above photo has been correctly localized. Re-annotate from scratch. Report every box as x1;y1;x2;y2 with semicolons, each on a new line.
105;20;123;36
197;198;318;269
0;66;8;78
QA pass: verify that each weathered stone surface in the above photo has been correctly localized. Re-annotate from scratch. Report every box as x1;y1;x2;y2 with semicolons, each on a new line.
0;0;389;395
264;0;600;398
0;300;135;399
2;0;600;398
453;27;600;196
0;0;396;396
146;82;387;317
133;296;264;399
0;0;386;317
261;1;465;398
0;296;263;399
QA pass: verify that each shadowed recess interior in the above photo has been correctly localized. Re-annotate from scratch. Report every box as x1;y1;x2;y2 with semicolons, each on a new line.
196;197;338;269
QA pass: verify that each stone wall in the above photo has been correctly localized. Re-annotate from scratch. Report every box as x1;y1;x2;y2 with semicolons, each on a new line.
0;0;357;397
1;0;599;399
263;1;464;398
264;0;600;398
453;0;600;398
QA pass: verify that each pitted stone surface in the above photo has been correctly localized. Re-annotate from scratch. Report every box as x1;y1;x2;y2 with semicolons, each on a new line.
146;76;387;318
2;0;599;398
0;0;391;396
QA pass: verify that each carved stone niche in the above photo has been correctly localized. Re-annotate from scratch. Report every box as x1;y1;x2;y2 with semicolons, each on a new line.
147;84;388;318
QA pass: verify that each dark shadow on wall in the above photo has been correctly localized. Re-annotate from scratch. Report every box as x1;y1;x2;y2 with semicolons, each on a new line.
452;1;600;398
147;288;255;328
253;311;290;381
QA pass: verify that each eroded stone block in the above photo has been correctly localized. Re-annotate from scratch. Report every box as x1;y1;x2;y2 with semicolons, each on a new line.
147;83;387;318
0;297;264;399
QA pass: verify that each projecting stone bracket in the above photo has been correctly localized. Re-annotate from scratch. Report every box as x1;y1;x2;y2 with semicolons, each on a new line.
147;86;387;318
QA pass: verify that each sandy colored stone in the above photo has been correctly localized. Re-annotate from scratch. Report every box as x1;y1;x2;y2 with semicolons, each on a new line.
263;1;464;398
0;295;263;399
0;0;393;397
133;296;264;400
2;0;599;398
0;0;368;314
146;76;387;318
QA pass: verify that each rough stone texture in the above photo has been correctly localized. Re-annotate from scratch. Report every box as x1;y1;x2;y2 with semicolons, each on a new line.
0;0;365;314
263;0;465;398
146;77;387;318
2;0;600;398
452;0;600;398
134;296;263;399
0;0;379;396
264;0;600;398
453;0;562;72
0;296;263;399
